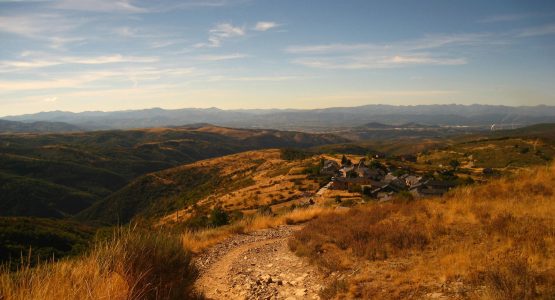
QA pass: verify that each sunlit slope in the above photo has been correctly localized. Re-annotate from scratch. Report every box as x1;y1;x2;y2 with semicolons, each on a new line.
78;149;322;225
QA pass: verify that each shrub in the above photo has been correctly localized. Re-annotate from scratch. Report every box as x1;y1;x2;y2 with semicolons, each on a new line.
449;159;461;169
319;279;348;299
183;214;208;229
257;205;273;216
280;148;313;161
0;228;200;300
209;207;229;227
470;253;552;300
339;199;355;207
103;228;200;300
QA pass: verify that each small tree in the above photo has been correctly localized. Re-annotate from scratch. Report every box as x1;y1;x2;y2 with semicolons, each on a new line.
209;207;229;227
341;155;348;165
347;170;358;178
449;159;460;170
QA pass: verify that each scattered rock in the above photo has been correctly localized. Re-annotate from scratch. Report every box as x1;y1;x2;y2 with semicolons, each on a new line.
194;225;324;299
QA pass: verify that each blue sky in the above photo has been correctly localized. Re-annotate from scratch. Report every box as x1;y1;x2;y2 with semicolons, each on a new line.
1;0;554;116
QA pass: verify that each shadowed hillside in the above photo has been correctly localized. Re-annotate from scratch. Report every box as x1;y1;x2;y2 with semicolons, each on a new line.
0;217;95;268
0;125;346;218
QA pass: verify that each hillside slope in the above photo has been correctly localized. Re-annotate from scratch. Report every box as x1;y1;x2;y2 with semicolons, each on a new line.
1;126;346;218
0;217;95;268
0;172;96;218
78;149;324;225
290;164;555;299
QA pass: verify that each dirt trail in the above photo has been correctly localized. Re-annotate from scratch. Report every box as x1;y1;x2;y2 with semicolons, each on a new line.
194;226;324;299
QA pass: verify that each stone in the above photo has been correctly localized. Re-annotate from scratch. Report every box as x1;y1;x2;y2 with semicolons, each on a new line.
429;292;443;299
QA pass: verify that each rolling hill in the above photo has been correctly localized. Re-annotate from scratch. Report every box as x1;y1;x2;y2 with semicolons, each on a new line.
77;149;324;225
0;125;347;218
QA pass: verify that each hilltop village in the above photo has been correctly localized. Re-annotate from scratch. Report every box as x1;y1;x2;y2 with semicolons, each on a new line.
319;155;459;201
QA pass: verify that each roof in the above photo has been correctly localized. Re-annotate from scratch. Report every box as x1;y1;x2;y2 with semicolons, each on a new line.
424;180;456;188
416;188;449;196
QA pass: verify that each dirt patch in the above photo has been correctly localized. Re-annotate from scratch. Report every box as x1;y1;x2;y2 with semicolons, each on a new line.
194;225;324;299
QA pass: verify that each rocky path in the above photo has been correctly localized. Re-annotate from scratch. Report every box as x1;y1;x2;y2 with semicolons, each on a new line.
194;226;324;299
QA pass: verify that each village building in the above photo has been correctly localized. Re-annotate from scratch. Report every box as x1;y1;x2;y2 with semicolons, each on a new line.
410;179;456;197
320;160;340;175
404;175;423;187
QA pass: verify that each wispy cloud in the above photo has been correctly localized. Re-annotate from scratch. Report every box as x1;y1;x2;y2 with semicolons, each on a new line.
143;0;250;12
285;34;487;69
0;66;197;92
0;71;119;91
205;75;300;82
113;26;140;38
0;54;159;72
253;21;279;31
516;23;555;37
195;22;245;48
293;55;466;70
0;13;88;48
0;13;79;37
284;25;555;70
43;96;58;103
53;0;147;13
195;53;247;61
478;13;535;23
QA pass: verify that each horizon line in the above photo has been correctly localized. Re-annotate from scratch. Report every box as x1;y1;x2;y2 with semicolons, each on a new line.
3;103;555;118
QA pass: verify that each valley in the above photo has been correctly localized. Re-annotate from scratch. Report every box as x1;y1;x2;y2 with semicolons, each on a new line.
2;1;554;298
1;123;554;299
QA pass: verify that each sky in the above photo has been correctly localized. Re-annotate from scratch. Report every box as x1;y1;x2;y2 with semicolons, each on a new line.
1;0;555;116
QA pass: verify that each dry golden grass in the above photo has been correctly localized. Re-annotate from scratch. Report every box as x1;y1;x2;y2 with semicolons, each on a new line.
158;149;323;226
0;229;199;300
289;164;555;299
182;206;332;253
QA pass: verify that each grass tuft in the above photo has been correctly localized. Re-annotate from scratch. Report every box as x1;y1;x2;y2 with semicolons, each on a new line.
1;228;200;300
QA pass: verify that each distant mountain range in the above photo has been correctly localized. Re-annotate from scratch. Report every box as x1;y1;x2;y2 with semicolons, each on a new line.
359;122;439;129
3;104;555;132
0;120;81;133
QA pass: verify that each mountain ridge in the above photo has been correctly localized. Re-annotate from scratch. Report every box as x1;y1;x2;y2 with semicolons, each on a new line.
4;104;555;131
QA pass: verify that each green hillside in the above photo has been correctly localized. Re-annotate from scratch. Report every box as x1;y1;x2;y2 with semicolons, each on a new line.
0;172;96;218
0;217;95;268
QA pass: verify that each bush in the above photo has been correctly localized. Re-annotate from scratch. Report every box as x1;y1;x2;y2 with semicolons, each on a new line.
256;205;273;216
103;228;200;300
449;159;460;169
470;253;552;300
0;228;200;300
280;148;313;161
335;195;342;203
339;199;355;207
209;207;229;227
